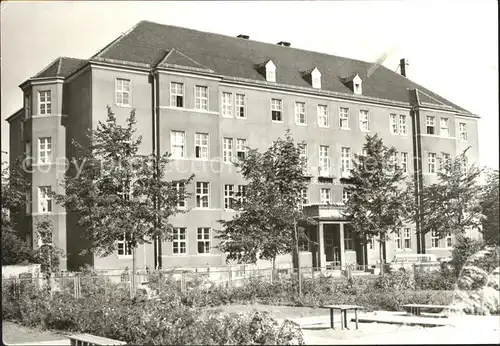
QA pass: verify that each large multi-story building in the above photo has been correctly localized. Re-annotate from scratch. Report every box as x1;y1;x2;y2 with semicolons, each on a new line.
7;20;480;271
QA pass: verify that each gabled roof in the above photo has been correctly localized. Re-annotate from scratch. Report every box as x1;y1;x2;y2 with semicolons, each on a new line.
5;108;23;123
34;57;87;79
157;49;214;72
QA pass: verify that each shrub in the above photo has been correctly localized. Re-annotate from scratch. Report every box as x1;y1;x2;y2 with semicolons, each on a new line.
414;268;456;290
375;270;416;290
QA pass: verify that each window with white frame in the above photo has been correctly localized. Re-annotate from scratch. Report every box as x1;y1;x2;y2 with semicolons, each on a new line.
342;190;351;204
389;151;398;172
403;228;411;249
266;69;275;82
341;147;351;174
441;153;451;172
295;102;306;125
235;94;246;118
320;188;331;205
428;152;436;174
389;114;398;134
170;131;185;158
401;152;409;174
236;139;247;160
195;133;209;159
440;118;449;137
426;116;435;135
237;185;246;204
195;86;208;110
117;233;132;256
170;82;184;107
394;230;402;250
399;115;407;135
197;228;211;254
173;228;187;254
39;90;52;115
344;228;354;250
221;92;232;117
319;145;330;176
115;79;130;106
223;137;233;163
339;107;349;129
38;137;52;164
175;182;186;208
224;184;235;209
359;110;369;131
271;99;282;122
459;123;467;142
445;231;452;248
317;105;328;127
301;188;309;206
196;182;210;208
39;186;52;213
369;236;375;250
431;230;440;248
299;144;308;173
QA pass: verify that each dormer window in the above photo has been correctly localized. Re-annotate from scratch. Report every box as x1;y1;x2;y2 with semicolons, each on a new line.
265;60;276;82
342;74;363;95
311;67;321;89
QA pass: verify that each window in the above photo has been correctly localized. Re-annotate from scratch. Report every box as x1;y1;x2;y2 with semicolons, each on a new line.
175;182;186;208
171;131;185;158
341;147;351;174
117;233;132;256
38;137;52;164
235;94;246;118
39;186;52;213
428;153;436;174
319;145;330;176
394;230;402;250
223;137;233;163
237;185;247;204
236;139;247;160
271;99;282;122
224;184;235;209
195;133;209;159
440;118;449;137
173;228;187;255
401;152;409;174
445;231;452;248
339;107;349;129
197;228;211;254
196;182;210;208
221;92;232;117
25;141;31;158
342;190;351;204
426;116;435;135
431;230;439;248
25;93;31;119
359;110;369;131
170;82;184;107
344;228;354;250
299;144;308;174
115;79;130;106
389;152;398;172
39;90;52;115
301;188;309;206
389;114;398;134
266;69;275;82
441;153;451;172
399;115;407;135
295;102;306;125
459;123;467;142
320;188;331;205
404;228;411;250
26;192;31;214
369;236;375;250
317;105;329;127
195;86;208;110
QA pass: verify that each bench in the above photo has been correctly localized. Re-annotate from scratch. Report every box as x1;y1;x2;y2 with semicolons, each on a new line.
401;304;463;316
68;333;127;346
321;304;364;330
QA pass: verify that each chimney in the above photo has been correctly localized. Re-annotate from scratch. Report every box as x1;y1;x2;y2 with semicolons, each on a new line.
277;41;291;47
237;34;249;39
399;58;409;77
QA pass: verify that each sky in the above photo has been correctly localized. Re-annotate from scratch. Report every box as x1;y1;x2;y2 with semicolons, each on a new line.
1;0;498;168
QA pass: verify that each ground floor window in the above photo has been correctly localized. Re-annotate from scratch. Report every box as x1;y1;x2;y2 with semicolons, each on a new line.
403;228;411;249
344;227;354;250
197;227;211;254
173;228;187;254
394;230;402;250
117;233;132;256
298;229;310;252
431;230;440;248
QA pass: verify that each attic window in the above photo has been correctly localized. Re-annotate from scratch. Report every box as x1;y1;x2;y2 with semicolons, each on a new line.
311;67;321;89
265;60;276;82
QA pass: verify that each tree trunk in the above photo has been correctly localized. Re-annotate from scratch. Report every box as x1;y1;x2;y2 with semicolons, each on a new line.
378;232;384;275
132;245;137;299
293;220;302;295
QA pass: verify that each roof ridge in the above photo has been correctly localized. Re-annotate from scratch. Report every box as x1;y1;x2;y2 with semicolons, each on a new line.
91;21;143;60
416;88;446;105
56;58;62;76
160;48;214;72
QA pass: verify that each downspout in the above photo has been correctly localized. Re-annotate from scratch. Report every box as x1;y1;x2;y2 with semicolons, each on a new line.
150;70;160;269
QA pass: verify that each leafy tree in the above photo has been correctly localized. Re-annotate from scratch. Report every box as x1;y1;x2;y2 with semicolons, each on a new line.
480;168;499;245
54;107;193;287
216;131;316;271
409;148;484;249
343;134;412;270
1;155;37;265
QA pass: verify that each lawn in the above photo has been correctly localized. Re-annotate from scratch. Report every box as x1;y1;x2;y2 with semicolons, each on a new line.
2;321;68;345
